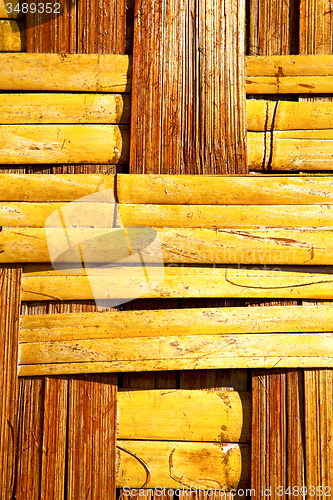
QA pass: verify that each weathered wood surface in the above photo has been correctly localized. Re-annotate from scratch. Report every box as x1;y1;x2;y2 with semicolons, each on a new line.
0;125;128;164
130;0;247;174
0;266;22;500
117;174;333;205
247;100;333;131
0;0;24;18
0;20;25;51
3;227;333;264
117;389;251;443
0;94;131;124
0;54;131;92
19;305;333;341
21;265;333;301
0;174;114;201
117;441;250;490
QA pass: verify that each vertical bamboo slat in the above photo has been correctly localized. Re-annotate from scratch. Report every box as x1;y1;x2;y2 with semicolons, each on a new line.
130;0;247;174
0;266;22;500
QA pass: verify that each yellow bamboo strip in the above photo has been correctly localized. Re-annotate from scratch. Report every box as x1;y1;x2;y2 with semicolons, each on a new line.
19;305;333;342
0;174;114;201
21;265;333;301
116;441;250;490
0;94;131;125
117;174;333;205
247;100;333;131
0;125;129;164
0;54;132;92
247;55;333;76
117;389;251;443
0;0;24;18
3;227;333;264
0;20;25;52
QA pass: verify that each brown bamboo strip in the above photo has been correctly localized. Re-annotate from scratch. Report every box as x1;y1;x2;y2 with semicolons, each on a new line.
0;266;22;500
117;389;251;443
0;20;25;51
0;0;24;18
117;174;333;205
19;305;333;342
67;374;117;499
21;265;333;301
300;0;333;57
5;227;333;265
0;174;114;201
116;441;250;490
0;53;132;91
0;124;128;164
130;0;247;175
0;94;131;125
247;100;333;131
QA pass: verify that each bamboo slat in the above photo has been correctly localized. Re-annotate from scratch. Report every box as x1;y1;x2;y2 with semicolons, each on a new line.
247;100;333;131
117;389;251;443
21;265;333;301
0;53;131;92
0;20;25;51
130;0;247;175
117;174;333;205
67;374;117;499
4;227;333;265
0;125;128;164
19;305;333;341
0;174;114;201
116;441;250;490
0;0;24;18
0;94;131;124
0;266;22;500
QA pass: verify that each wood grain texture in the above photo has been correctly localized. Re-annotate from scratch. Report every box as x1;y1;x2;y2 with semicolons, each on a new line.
0;125;129;164
117;174;333;205
68;374;117;499
0;266;22;500
117;389;251;443
130;0;247;174
0;94;131;125
0;53;131;92
0;20;25;51
21;265;333;301
0;174;114;201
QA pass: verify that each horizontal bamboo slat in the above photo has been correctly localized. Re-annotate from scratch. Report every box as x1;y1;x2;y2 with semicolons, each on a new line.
19;305;333;341
0;54;132;92
21;265;333;301
0;0;24;18
117;174;333;205
247;100;333;131
116;441;250;489
0;174;114;201
117;389;251;443
0;94;131;124
0;125;129;164
0;20;25;51
3;227;333;264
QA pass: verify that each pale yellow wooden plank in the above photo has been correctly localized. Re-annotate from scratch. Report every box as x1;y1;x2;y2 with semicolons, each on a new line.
0;54;132;92
0;20;25;52
116;441;250;490
247;100;333;131
117;390;251;443
21;265;333;301
246;76;333;94
0;174;114;201
18;357;333;376
3;227;333;264
0;94;131;124
0;125;129;164
19;305;333;342
247;55;333;76
117;174;333;205
0;0;24;18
